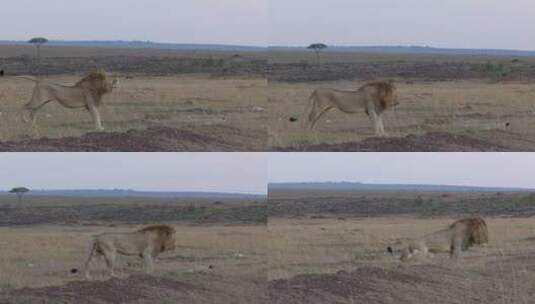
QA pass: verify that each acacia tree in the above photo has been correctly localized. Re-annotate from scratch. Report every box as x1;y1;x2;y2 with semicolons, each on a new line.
28;37;48;64
9;187;30;204
307;43;328;66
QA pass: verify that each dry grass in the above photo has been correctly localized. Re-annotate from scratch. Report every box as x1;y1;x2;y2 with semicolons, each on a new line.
0;223;266;289
268;216;535;281
0;75;267;141
268;79;535;148
0;44;266;59
268;49;535;65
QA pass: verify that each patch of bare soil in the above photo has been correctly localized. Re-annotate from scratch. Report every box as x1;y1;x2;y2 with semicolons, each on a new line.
276;132;516;152
269;257;535;304
0;273;268;304
0;125;266;152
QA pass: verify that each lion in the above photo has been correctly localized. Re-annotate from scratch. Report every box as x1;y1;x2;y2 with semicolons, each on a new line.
17;70;118;130
387;217;489;262
305;81;398;137
83;224;176;279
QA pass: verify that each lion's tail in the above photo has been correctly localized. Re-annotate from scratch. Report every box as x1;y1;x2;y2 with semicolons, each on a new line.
19;109;30;123
83;239;98;279
303;91;317;129
16;76;39;82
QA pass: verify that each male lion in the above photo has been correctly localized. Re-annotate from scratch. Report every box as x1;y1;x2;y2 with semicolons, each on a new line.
18;70;118;130
83;225;176;279
306;81;398;137
388;217;489;262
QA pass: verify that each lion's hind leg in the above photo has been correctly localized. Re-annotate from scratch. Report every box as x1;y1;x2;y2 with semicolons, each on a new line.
84;241;98;280
307;94;333;130
102;249;118;278
22;84;51;122
308;101;333;130
26;100;53;127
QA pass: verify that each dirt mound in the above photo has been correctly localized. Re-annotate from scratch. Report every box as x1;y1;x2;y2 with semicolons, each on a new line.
0;125;266;152
269;263;533;304
1;273;268;304
270;267;426;303
277;132;512;152
0;275;201;304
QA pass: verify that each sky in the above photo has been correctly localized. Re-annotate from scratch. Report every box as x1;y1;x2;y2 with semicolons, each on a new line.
0;153;267;194
269;0;535;50
0;0;268;46
2;1;534;50
269;153;535;189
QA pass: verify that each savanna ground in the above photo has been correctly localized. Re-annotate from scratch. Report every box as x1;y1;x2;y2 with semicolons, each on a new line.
0;195;267;304
268;50;535;151
0;45;267;151
268;189;535;303
4;46;535;151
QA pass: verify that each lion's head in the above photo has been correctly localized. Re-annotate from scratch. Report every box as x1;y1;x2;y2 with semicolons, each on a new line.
75;70;118;96
450;216;489;249
365;81;398;111
138;224;177;254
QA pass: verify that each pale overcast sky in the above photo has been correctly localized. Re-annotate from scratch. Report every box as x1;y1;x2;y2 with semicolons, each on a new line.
2;1;533;49
269;153;535;189
270;0;535;50
0;153;267;194
0;0;267;46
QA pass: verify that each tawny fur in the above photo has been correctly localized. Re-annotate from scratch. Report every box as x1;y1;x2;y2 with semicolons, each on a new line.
18;70;118;130
394;217;488;262
449;216;489;249
83;224;176;279
306;81;398;137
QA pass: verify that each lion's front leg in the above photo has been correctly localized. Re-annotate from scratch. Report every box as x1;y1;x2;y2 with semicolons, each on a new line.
103;250;118;278
451;236;464;261
87;101;104;131
368;109;384;137
142;248;155;273
377;114;386;137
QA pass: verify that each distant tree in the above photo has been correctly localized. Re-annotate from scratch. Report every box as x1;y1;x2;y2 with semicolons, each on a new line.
9;187;30;204
28;37;48;64
307;43;328;66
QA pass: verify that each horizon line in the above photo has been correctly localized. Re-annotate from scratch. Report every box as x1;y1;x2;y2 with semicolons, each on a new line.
2;40;535;53
269;181;535;190
0;188;267;196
